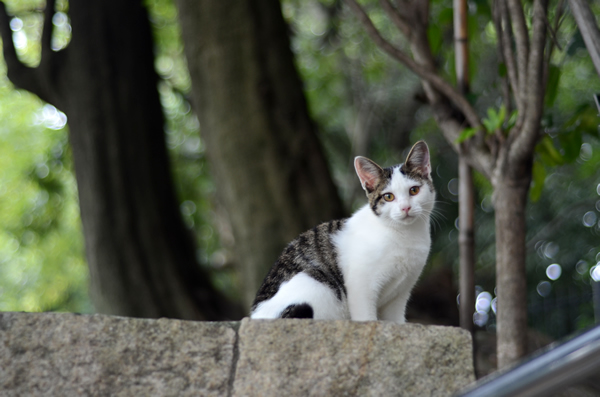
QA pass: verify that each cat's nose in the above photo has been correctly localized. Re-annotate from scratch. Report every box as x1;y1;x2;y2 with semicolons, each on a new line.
402;206;411;214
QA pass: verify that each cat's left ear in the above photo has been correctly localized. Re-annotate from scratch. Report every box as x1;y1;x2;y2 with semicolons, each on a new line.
355;156;384;193
405;141;432;180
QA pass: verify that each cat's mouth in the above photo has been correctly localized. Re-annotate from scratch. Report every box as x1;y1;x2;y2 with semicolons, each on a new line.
391;212;418;225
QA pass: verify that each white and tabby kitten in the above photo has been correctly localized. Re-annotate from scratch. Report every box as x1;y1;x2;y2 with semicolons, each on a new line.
250;141;435;323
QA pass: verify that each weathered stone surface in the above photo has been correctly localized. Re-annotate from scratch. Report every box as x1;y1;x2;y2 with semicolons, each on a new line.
233;318;474;396
0;313;475;396
0;312;237;396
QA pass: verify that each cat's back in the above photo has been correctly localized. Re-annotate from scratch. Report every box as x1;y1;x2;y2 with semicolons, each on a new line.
251;219;347;313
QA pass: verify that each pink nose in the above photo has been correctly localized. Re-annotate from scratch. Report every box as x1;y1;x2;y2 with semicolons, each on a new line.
402;206;411;214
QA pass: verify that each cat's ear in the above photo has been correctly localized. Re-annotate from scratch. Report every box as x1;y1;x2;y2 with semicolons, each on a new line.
405;141;432;179
355;156;384;193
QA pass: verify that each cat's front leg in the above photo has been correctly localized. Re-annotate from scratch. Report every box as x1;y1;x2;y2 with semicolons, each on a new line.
378;292;409;324
345;274;378;321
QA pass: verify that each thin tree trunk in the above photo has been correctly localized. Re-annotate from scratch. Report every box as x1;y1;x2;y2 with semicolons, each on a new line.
176;0;346;309
458;159;476;332
493;176;530;366
0;0;238;320
454;0;475;335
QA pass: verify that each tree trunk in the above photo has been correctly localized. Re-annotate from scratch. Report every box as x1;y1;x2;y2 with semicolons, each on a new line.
176;0;346;309
0;0;238;320
458;159;476;333
492;173;530;367
454;0;475;335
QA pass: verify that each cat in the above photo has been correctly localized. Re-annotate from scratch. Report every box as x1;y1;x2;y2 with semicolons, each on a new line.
250;141;435;323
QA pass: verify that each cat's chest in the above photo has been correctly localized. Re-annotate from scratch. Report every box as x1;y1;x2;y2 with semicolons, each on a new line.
370;224;429;259
335;225;430;274
372;236;429;305
379;236;429;273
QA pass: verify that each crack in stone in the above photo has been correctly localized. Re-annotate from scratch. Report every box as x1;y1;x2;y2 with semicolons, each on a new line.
226;322;241;397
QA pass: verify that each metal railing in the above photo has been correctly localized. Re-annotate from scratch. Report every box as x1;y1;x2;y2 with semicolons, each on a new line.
456;325;600;397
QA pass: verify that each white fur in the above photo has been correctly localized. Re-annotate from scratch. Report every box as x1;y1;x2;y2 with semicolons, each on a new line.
250;165;434;323
251;272;350;319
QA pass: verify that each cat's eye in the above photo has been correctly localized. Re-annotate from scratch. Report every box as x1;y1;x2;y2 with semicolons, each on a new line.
383;193;395;202
409;186;420;196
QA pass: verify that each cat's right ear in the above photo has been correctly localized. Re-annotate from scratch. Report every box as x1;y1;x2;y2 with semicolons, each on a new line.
355;156;383;193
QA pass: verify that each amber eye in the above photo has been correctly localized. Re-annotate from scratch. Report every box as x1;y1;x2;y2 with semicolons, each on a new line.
409;186;420;196
383;193;395;202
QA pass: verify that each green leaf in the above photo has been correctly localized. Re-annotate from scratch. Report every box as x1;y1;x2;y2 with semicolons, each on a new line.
482;105;506;133
455;127;479;143
530;161;546;203
536;135;565;166
498;104;506;124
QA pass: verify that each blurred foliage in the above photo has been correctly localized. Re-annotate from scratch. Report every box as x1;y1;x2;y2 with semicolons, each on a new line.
0;0;599;343
0;0;87;313
0;76;88;312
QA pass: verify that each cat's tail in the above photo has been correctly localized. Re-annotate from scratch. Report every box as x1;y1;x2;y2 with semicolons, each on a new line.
279;303;314;319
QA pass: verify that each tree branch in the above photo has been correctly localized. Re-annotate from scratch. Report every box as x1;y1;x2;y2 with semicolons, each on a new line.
0;2;39;92
380;0;410;37
505;0;530;133
541;2;562;52
544;0;565;75
0;1;59;104
510;0;549;165
506;0;530;88
344;0;481;130
569;0;600;78
500;2;524;134
492;0;513;113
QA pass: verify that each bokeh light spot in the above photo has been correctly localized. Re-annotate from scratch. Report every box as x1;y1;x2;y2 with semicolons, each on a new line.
580;143;593;161
473;311;489;327
543;242;559;259
546;263;562;280
180;200;196;216
591;265;600;282
480;195;493;213
475;291;492;312
582;211;597;227
10;17;23;32
537;281;552;297
447;178;458;196
576;260;588;275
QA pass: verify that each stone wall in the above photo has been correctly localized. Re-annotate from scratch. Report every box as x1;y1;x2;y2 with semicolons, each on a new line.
0;312;475;396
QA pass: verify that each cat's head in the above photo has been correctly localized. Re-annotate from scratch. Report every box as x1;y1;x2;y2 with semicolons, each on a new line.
354;141;435;226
